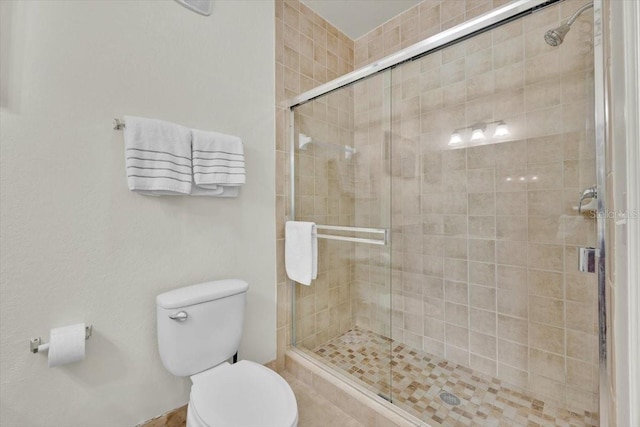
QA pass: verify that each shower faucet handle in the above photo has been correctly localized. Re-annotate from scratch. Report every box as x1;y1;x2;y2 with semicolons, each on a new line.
578;186;597;213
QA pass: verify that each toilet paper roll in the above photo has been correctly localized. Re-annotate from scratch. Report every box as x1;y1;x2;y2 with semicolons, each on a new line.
47;323;86;367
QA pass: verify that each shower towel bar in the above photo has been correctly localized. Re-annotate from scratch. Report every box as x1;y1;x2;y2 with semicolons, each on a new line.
314;224;388;246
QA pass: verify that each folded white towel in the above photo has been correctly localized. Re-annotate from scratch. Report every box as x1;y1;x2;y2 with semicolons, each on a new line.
189;179;239;197
285;221;318;286
192;129;245;189
124;116;192;195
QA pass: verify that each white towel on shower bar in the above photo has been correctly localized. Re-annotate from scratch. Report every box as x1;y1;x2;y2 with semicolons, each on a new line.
123;116;192;195
192;129;245;190
285;221;318;286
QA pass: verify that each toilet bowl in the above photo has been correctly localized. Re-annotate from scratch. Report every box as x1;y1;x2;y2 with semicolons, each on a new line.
156;280;298;427
187;361;298;427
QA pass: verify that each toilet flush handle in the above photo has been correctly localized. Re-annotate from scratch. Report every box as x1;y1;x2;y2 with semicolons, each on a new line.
169;311;188;321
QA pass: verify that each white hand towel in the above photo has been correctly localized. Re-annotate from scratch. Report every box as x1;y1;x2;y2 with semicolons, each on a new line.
190;180;240;197
285;221;318;286
192;129;245;189
124;116;192;195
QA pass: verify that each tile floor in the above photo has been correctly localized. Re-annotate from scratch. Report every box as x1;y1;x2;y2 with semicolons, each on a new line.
312;327;599;427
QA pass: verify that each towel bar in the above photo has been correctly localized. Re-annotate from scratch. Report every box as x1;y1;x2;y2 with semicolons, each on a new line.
113;118;125;130
314;224;388;246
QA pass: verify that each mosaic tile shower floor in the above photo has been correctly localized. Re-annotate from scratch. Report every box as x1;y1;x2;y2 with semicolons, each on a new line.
312;327;599;427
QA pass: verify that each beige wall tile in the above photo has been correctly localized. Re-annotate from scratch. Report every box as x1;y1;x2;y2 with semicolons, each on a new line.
566;273;596;303
496;240;528;266
530;348;566;381
470;284;496;311
530;322;564;354
446;344;469;366
528;269;563;299
494;37;523;69
566;300;596;334
498;314;528;345
446;323;470;350
469;261;496;287
528;216;563;244
498;363;528;388
469;216;496;238
470;307;496;336
470;353;497;376
445;302;469;327
498;339;528;371
527;243;564;271
468;193;495;215
444;280;468;304
468;238;495;262
497;289;528;318
497;265;527;291
468;168;495;193
529;374;567;405
496;215;527;241
424;318;445;341
470;331;497;359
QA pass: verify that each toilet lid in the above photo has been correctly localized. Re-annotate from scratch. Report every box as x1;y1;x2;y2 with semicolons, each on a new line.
190;361;298;427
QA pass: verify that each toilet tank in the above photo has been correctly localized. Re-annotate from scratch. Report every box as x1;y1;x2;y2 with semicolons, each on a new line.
156;279;249;377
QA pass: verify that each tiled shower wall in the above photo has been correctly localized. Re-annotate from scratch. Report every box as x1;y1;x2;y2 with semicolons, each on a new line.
275;0;354;369
352;0;598;414
293;90;357;349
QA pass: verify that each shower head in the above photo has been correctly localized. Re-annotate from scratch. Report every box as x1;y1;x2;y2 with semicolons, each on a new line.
544;23;571;46
543;2;593;47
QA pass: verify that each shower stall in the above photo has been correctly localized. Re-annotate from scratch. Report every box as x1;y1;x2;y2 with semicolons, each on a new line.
288;0;605;425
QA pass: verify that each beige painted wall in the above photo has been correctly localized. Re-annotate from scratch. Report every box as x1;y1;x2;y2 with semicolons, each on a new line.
0;1;275;426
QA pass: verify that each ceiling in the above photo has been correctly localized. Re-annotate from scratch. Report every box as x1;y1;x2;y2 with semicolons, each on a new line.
300;0;423;40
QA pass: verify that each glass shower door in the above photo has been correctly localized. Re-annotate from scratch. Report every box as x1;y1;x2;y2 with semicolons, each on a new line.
387;2;598;425
291;70;393;401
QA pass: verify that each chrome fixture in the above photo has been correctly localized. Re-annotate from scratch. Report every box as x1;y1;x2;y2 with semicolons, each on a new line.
169;311;189;321
287;0;555;108
579;247;597;273
299;133;356;159
174;0;212;16
544;2;594;46
314;224;388;246
113;118;126;130
578;185;598;213
30;325;93;354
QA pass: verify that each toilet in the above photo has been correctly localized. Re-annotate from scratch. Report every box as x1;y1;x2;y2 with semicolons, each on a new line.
156;279;298;427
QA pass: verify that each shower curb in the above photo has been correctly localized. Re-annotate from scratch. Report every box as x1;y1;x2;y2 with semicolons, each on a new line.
285;350;429;427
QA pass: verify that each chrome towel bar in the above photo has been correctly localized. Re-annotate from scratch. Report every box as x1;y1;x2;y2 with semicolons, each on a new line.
113;118;125;130
314;224;388;246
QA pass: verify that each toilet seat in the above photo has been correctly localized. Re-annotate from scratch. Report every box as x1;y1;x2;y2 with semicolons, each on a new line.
188;360;298;427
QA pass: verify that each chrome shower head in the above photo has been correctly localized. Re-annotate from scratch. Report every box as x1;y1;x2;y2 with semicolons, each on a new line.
543;2;593;47
544;23;571;46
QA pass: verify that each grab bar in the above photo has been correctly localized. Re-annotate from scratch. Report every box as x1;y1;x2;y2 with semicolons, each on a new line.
314;224;388;246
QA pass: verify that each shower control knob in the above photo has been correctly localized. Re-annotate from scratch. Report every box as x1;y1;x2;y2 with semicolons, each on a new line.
169;311;189;321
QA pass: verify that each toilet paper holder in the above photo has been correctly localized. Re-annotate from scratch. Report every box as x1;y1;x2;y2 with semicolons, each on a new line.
30;325;93;354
